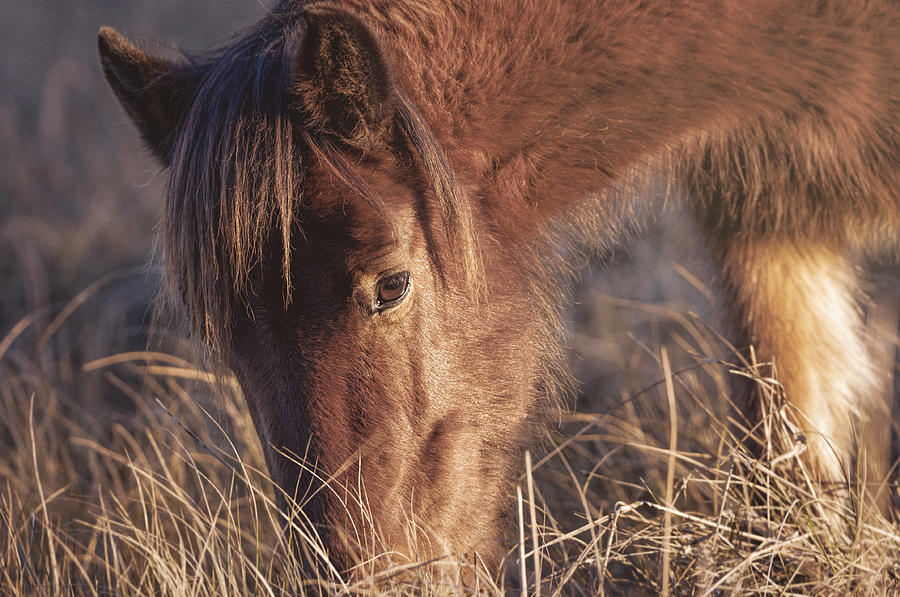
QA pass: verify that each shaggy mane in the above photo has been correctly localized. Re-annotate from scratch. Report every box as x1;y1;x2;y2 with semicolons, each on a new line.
163;4;481;361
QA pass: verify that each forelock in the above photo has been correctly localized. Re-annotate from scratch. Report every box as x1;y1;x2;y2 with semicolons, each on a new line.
161;7;484;363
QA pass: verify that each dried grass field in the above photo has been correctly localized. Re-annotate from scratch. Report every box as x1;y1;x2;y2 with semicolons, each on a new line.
2;2;900;594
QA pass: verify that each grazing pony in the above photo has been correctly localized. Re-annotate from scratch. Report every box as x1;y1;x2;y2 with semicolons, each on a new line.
99;0;900;573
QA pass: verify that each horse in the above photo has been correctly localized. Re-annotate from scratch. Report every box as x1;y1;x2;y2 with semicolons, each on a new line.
98;0;900;576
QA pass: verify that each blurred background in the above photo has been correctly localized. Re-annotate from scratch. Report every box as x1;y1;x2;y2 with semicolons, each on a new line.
1;2;263;331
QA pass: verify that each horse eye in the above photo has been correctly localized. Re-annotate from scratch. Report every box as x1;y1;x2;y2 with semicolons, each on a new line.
376;271;410;307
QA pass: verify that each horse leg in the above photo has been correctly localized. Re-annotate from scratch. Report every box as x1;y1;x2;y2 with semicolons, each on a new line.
712;236;887;520
861;276;899;515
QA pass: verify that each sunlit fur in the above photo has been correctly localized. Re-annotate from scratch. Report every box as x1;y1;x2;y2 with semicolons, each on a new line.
100;0;900;573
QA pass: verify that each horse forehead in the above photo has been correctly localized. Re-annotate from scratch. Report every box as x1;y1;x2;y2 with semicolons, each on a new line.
296;191;419;268
300;164;421;256
352;200;418;265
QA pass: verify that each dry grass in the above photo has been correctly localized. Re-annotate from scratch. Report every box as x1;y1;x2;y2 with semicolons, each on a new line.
2;261;899;594
3;2;900;594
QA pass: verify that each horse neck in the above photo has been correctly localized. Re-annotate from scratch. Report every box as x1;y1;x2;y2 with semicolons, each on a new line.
356;0;892;206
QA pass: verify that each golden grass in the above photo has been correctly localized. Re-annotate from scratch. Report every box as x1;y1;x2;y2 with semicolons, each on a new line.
1;277;898;595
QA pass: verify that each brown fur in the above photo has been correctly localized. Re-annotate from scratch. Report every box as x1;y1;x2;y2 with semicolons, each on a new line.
99;0;900;574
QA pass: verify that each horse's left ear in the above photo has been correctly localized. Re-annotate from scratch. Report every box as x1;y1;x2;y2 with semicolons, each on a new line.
291;5;397;151
98;27;189;165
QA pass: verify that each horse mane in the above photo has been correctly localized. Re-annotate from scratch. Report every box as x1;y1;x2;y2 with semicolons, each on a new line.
163;4;482;361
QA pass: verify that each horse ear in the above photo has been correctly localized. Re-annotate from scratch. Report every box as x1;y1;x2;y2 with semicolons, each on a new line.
98;27;188;165
291;5;397;150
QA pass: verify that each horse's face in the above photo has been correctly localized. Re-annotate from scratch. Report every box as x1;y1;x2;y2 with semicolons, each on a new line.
98;9;547;570
224;155;537;565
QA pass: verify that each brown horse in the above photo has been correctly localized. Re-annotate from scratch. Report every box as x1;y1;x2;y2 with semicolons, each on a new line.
99;0;900;574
